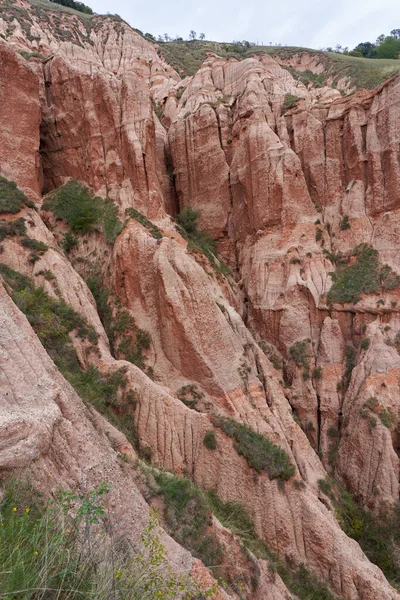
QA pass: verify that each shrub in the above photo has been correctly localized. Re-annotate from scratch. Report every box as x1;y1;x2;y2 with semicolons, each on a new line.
281;94;301;115
313;366;323;379
0;217;26;241
177;384;204;409
0;480;194;599
318;477;400;587
344;345;356;389
203;430;217;450
340;215;351;230
379;407;396;429
213;416;295;480
43;180;122;244
0;176;34;214
289;340;310;379
315;228;323;242
151;471;223;570
61;230;79;252
328;244;380;304
21;236;48;253
126;207;162;239
360;337;370;350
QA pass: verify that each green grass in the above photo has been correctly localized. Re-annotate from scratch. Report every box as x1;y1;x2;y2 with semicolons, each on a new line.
318;478;400;589
158;40;400;89
213;416;295;480
150;472;224;573
43;180;122;244
0;264;139;447
0;480;193;599
0;176;34;213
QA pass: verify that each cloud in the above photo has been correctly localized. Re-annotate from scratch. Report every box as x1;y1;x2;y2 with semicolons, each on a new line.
88;0;399;49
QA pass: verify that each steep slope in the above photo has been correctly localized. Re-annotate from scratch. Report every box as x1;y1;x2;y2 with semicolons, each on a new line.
1;1;400;598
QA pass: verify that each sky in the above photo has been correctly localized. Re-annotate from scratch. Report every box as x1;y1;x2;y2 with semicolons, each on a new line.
87;0;398;50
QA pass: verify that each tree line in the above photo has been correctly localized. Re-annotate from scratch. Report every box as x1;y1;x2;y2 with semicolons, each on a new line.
323;29;400;59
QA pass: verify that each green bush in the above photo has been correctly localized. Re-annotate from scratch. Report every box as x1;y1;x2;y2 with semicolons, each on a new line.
126;207;162;239
328;244;380;304
43;180;122;244
360;337;370;350
21;237;48;253
203;430;217;450
177;384;204;409
289;340;311;379
344;345;356;389
281;94;301;115
0;176;34;214
61;231;79;252
0;217;26;241
213;416;295;480
340;215;351;230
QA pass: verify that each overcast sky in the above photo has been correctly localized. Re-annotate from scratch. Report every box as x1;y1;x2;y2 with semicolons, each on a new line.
87;0;398;49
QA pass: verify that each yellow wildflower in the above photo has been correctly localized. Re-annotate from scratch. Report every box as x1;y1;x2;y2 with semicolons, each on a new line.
25;508;30;514
115;570;122;579
13;507;17;512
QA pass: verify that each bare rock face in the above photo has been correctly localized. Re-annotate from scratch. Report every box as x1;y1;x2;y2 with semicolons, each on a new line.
2;1;400;598
0;40;41;199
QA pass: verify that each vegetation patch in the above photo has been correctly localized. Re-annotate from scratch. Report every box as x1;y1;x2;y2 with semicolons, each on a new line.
43;180;122;244
0;480;193;599
150;472;224;574
327;244;400;304
289;339;311;379
0;217;26;241
176;207;230;276
0;176;34;214
126;207;162;239
208;489;336;599
318;477;400;589
177;383;204;409
0;264;138;447
49;0;93;14
280;93;301;115
213;416;295;480
203;430;217;450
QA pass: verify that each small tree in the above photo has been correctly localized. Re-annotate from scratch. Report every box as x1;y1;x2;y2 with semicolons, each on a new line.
199;32;205;40
189;30;196;40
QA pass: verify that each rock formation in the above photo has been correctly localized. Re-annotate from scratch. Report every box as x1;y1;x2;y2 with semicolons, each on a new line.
1;0;400;597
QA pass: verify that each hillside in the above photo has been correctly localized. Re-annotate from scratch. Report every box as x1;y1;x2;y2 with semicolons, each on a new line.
1;0;400;598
